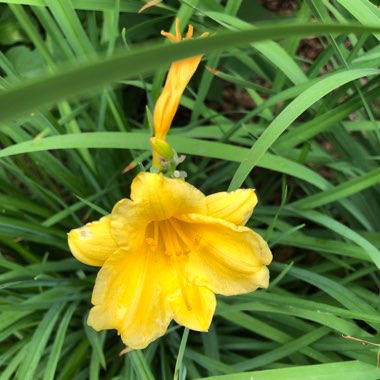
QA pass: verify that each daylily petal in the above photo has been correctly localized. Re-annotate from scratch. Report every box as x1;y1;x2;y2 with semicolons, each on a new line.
88;246;175;349
170;284;216;332
206;189;258;226
68;215;117;266
110;198;148;251
178;214;272;296
129;172;207;220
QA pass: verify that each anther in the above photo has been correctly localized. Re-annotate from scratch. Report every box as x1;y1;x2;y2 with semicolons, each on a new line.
193;233;202;246
145;238;158;251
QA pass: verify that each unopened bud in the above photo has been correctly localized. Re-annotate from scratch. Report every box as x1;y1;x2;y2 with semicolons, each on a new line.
150;137;174;160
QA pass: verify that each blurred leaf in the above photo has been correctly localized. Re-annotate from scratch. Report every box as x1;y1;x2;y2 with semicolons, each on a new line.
1;23;380;123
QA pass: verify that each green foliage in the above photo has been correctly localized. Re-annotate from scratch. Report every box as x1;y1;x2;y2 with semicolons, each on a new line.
0;0;379;379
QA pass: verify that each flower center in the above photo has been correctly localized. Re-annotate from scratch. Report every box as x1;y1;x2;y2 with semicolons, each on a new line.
145;218;201;257
145;218;201;311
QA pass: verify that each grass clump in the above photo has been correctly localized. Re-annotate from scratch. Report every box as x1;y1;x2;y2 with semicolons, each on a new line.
0;1;380;379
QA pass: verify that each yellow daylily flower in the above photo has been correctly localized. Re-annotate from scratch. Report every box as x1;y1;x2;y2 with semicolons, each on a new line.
153;19;208;141
68;172;272;349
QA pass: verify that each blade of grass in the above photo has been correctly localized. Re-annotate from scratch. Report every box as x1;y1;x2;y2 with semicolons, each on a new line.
228;68;380;190
174;328;190;380
16;303;65;380
0;132;331;190
128;350;155;380
337;0;380;41
287;210;380;269
43;303;78;380
0;0;142;12
291;167;380;209
198;360;380;380
1;23;380;123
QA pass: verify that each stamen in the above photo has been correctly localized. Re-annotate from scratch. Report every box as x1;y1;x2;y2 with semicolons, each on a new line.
153;221;159;246
161;31;177;43
168;219;187;249
175;18;181;41
145;221;159;250
186;24;194;39
168;218;200;252
176;266;192;311
172;255;192;311
160;221;192;311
